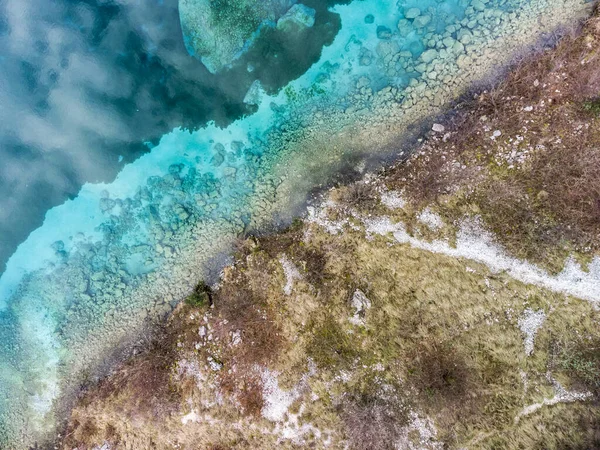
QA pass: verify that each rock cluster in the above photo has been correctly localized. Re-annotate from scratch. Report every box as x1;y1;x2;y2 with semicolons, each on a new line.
179;0;305;73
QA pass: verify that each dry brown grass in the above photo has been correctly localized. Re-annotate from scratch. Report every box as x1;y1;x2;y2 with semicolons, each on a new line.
96;324;182;416
213;284;280;367
208;252;287;417
557;414;600;449
388;13;600;269
206;445;231;450
59;10;600;450
340;384;409;450
218;369;266;417
294;245;330;286
62;322;181;449
104;330;179;413
408;343;474;409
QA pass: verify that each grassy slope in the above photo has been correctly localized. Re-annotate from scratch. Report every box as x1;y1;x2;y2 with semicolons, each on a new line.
62;10;600;450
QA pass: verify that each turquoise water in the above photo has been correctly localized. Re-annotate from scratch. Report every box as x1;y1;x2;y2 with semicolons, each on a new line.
0;0;591;446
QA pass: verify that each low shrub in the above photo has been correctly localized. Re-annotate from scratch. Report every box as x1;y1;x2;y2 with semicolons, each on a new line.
408;343;472;407
93;323;182;418
554;334;600;397
185;281;212;308
340;182;379;211
340;383;409;450
213;284;281;367
294;245;329;286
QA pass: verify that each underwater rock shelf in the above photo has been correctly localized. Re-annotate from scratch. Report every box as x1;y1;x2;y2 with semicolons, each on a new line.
179;0;314;73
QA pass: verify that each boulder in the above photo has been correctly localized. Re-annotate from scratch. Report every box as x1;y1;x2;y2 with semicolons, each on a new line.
276;4;316;33
243;80;265;105
413;14;432;28
404;8;421;19
421;49;438;63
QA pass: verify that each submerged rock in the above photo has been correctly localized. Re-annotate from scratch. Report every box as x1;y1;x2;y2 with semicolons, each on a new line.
179;0;298;73
276;3;316;33
243;79;265;105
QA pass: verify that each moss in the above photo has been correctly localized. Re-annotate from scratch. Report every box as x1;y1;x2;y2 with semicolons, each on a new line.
582;98;600;116
209;0;261;38
305;314;358;370
555;334;600;396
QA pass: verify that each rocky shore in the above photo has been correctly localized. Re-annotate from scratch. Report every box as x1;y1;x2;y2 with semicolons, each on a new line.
61;8;600;449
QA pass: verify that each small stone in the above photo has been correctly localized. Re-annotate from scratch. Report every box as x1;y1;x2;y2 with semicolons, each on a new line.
443;37;456;48
432;123;445;133
413;15;432;28
421;49;438;63
404;8;421;19
376;25;393;40
471;0;486;12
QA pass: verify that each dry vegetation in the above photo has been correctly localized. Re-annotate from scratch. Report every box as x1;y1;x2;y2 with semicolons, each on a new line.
340;383;410;450
62;322;183;448
407;343;473;408
211;262;286;417
388;11;600;271
61;10;600;450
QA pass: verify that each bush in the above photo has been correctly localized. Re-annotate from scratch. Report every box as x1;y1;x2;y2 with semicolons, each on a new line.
555;335;600;397
408;343;472;407
185;281;212;308
341;384;409;450
340;182;379;211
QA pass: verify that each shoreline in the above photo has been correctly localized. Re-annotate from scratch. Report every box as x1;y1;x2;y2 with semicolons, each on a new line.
60;13;600;439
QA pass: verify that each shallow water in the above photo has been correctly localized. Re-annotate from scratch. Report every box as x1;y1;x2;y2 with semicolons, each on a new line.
0;0;340;276
0;0;591;446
